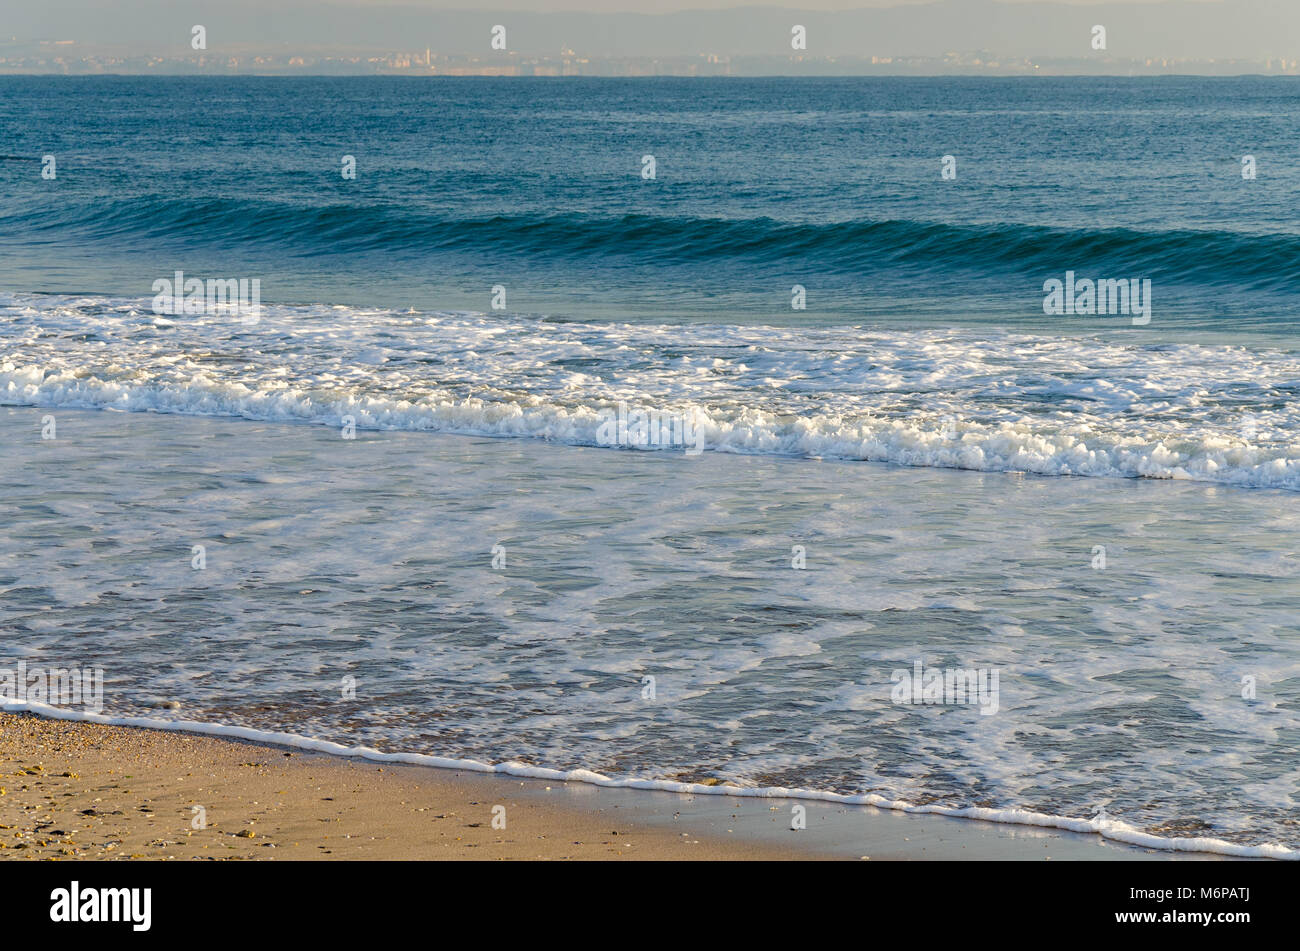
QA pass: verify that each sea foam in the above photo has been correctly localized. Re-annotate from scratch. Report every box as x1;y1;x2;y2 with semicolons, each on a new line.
3;291;1298;490
4;700;1294;860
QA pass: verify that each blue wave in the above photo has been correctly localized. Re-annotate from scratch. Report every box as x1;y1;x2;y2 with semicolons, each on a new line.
8;195;1300;290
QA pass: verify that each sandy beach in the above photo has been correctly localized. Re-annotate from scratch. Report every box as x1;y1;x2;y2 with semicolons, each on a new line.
0;711;817;860
0;711;1246;861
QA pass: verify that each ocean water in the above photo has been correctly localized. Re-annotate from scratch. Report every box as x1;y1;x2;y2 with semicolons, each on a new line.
1;76;1298;856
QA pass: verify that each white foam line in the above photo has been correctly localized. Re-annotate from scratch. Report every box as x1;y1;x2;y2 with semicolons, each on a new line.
5;366;1300;492
5;700;1293;860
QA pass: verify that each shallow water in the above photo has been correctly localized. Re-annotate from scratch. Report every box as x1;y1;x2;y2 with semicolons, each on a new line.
3;406;1297;853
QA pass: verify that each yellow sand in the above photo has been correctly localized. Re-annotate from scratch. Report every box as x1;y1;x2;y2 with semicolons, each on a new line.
0;712;822;860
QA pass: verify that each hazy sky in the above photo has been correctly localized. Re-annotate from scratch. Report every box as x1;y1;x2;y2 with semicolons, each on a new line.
328;0;1201;6
223;0;1212;7
5;1;1292;62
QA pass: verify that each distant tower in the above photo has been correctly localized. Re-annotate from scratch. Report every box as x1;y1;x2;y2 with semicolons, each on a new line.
426;48;431;67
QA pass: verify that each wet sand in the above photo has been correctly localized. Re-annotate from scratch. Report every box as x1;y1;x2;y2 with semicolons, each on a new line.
1;710;1245;861
0;711;822;860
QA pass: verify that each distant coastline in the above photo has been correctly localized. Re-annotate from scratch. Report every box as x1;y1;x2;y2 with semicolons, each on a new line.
0;53;1295;78
4;0;1296;77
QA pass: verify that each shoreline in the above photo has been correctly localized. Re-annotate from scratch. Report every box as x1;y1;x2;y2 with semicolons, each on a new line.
0;710;1260;861
0;711;812;860
2;407;1289;862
